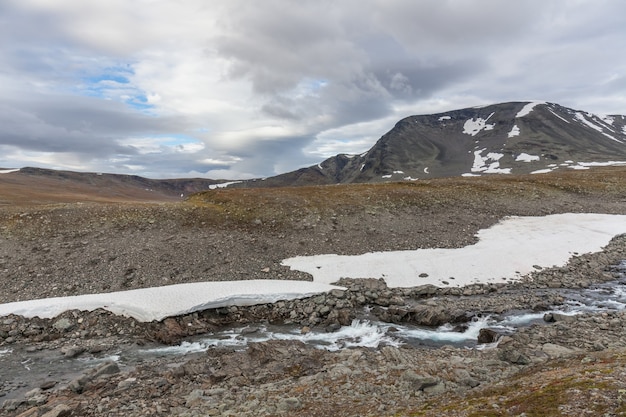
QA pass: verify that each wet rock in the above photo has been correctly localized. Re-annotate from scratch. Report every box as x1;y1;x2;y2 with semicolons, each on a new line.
543;312;576;323
61;345;85;358
69;361;120;393
477;328;500;344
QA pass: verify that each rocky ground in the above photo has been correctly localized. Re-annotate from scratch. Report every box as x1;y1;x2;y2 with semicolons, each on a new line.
1;168;626;416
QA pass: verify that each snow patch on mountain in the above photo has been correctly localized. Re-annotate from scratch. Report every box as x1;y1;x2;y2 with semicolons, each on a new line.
471;149;511;174
508;125;520;138
463;112;495;136
548;108;570;123
516;101;545;118
602;115;615;125
515;153;540;162
208;181;243;190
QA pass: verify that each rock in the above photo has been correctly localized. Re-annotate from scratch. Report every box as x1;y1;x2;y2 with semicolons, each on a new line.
330;289;345;298
69;361;120;393
402;370;439;391
277;397;301;411
52;318;72;332
3;398;23;411
423;382;446;394
542;343;579;358
543;312;576;323
117;377;137;390
39;381;57;391
477;328;500;344
92;361;120;378
185;389;205;407
408;306;462;327
325;322;341;332
61;345;86;358
412;284;439;296
16;408;39;417
498;349;531;365
153;317;186;344
68;374;92;394
40;403;72;417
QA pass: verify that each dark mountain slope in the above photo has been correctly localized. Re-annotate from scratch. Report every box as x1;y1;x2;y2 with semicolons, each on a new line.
242;101;626;187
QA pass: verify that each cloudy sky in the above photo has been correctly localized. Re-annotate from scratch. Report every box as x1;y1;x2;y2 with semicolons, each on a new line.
1;1;625;179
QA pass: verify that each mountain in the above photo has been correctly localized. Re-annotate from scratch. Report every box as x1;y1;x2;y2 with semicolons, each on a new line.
3;101;625;199
244;101;626;187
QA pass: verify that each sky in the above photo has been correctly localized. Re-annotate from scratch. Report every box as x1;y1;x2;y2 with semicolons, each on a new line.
1;1;625;179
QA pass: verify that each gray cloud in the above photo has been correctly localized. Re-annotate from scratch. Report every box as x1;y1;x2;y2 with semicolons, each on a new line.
0;0;625;179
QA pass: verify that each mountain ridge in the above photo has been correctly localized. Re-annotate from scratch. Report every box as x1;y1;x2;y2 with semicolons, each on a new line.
2;101;625;196
248;101;626;187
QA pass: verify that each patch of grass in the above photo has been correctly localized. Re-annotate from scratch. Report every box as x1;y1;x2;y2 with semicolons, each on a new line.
402;350;626;417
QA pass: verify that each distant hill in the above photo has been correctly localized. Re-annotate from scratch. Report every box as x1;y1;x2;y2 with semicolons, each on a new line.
0;167;227;205
242;101;626;187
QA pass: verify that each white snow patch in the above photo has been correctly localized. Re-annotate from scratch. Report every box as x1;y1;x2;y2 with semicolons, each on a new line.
382;175;392;179
0;280;343;322
578;161;626;167
548;109;570;123
471;149;511;174
508;125;520;138
567;165;590;170
317;163;323;170
403;176;419;181
438;115;451;121
602;132;623;143
602;115;615;125
463;114;495;136
360;164;365;172
4;214;626;322
515;153;540;162
393;170;404;174
208;181;243;190
462;173;481;177
423;167;429;174
282;213;626;288
530;168;555;174
575;112;616;140
516;101;545;118
0;169;20;174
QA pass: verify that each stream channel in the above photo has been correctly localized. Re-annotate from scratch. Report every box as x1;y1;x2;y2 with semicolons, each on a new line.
2;261;626;402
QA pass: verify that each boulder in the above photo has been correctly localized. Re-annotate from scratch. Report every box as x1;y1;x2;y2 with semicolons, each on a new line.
477;328;500;344
541;343;579;358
